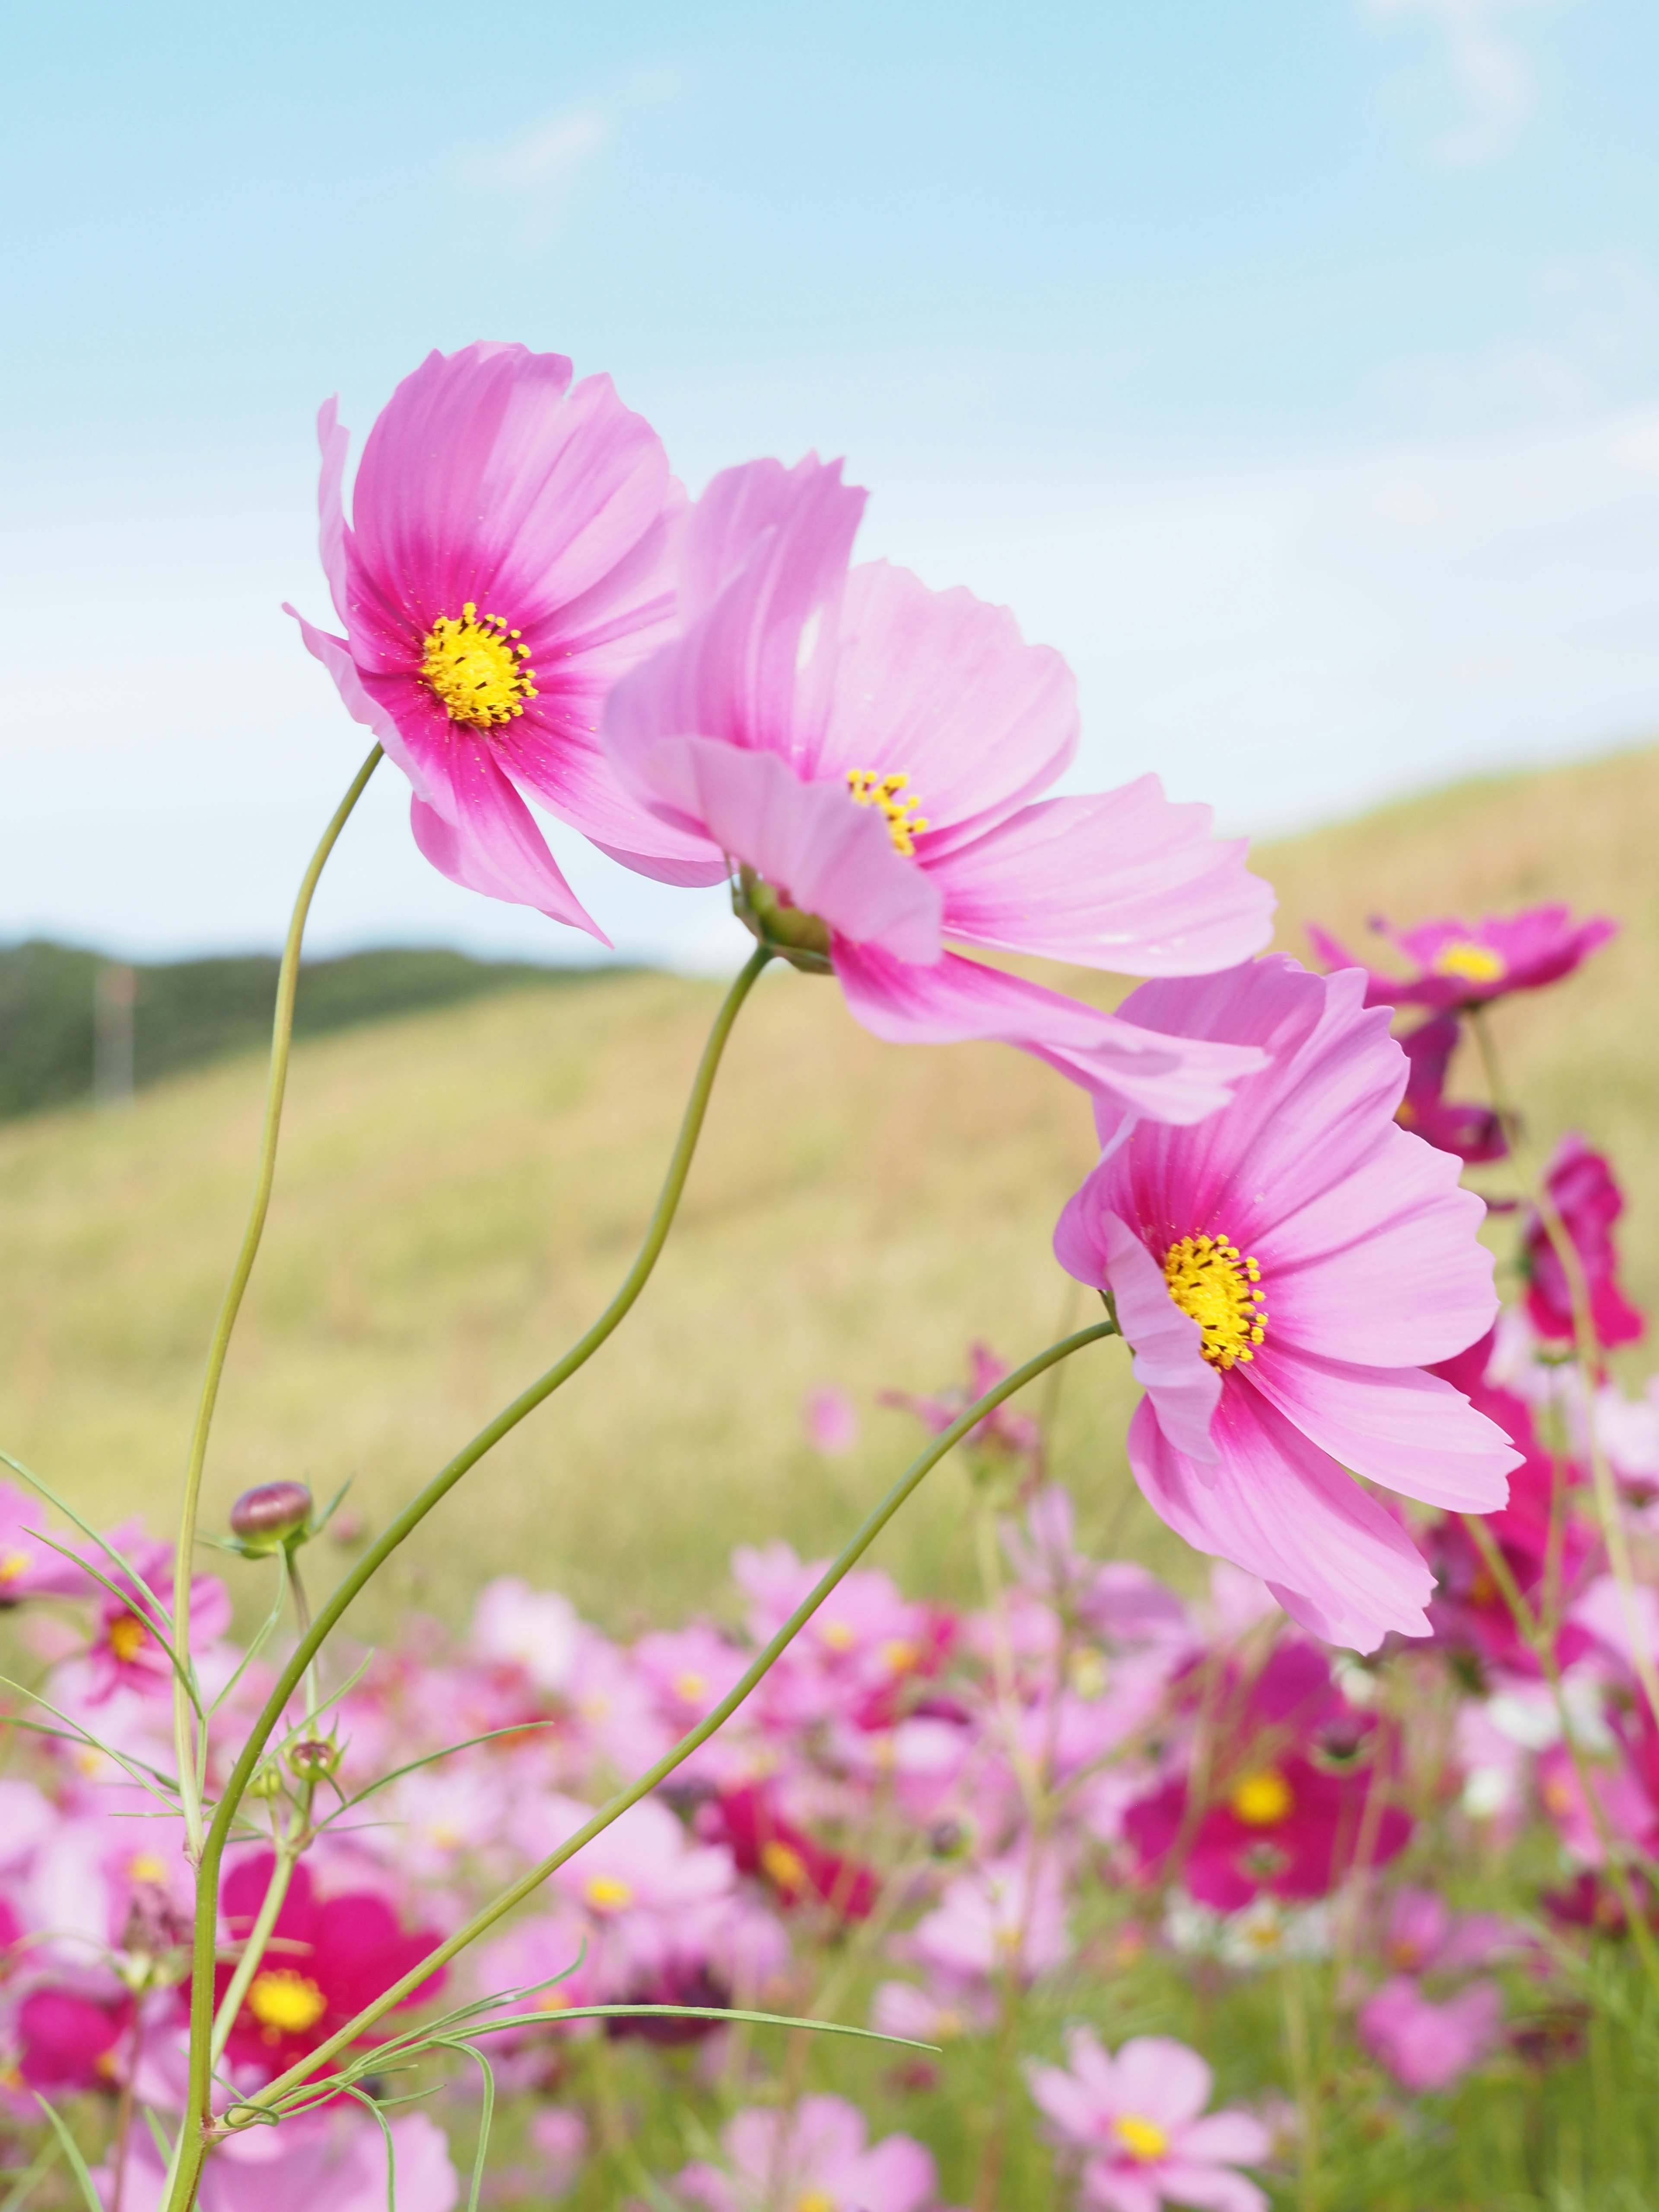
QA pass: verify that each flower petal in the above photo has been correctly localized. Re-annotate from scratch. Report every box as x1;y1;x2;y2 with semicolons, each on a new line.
835;943;1266;1120
408;748;608;941
1246;1351;1516;1511
1127;1394;1433;1653
1097;1211;1219;1462
1177;2113;1274;2165
935;776;1273;973
1154;2163;1268;2212
286;607;433;802
1111;2035;1213;2126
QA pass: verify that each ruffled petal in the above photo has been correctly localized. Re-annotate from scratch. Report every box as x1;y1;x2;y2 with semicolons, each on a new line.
1098;1212;1219;1462
624;737;941;957
1112;2035;1213;2126
286;606;434;803
934;776;1273;973
835;943;1266;1121
408;746;608;941
1177;2113;1274;2165
1246;1351;1516;1511
1127;1395;1433;1653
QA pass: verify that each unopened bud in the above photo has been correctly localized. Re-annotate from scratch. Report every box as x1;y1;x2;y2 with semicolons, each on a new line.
285;1735;342;1782
229;1481;314;1554
246;1761;284;1800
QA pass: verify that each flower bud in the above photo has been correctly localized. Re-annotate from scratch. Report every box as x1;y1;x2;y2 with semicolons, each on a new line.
246;1761;284;1800
229;1481;314;1554
285;1734;343;1782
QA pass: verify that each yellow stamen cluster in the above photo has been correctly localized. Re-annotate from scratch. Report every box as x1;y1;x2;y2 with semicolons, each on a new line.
847;767;928;855
0;1549;31;1584
420;602;537;728
1431;939;1505;984
1230;1768;1294;1827
247;1968;327;2036
1161;1233;1267;1367
1112;2114;1170;2163
107;1613;149;1663
582;1873;635;1913
760;1840;810;1894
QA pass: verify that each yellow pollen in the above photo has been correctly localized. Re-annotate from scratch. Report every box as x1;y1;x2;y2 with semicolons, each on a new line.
880;1638;919;1675
247;1969;327;2036
1230;1768;1294;1826
819;1618;857;1652
846;767;928;855
1161;1233;1267;1368
127;1854;167;1884
760;1840;810;1893
420;601;537;728
1112;2114;1170;2163
1431;940;1505;984
795;2195;836;2212
672;1669;709;1703
0;1548;32;1584
107;1613;149;1663
582;1873;634;1913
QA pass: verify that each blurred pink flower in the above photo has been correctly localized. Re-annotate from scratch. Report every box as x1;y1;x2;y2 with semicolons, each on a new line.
1358;1974;1503;2093
528;2108;588;2198
0;1485;95;1601
804;1384;861;1456
80;1530;230;1705
675;2093;937;2212
881;1342;1040;1469
1027;2028;1270;2212
290;342;721;938
1054;957;1517;1652
1307;904;1615;1012
1523;1134;1645;1351
1393;1014;1506;1165
908;1853;1070;1986
604;453;1272;1119
103;2107;458;2212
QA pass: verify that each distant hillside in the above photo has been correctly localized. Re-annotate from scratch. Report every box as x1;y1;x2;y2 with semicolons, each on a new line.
0;942;610;1120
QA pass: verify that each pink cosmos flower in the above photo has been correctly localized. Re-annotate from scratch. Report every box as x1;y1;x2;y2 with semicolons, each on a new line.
881;1341;1042;1471
0;1484;95;1601
1357;1975;1503;2094
803;1384;861;1456
1307;904;1615;1011
1393;1014;1506;1165
290;342;723;939
102;2107;458;2212
907;1853;1071;1986
1053;956;1518;1651
1523;1134;1645;1350
1027;2028;1270;2212
712;1782;879;1920
602;453;1274;1119
15;1985;131;2090
80;1529;231;1704
675;2093;937;2212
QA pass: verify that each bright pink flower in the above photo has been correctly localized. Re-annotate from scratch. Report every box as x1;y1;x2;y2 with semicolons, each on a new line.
0;1484;94;1601
16;1985;130;2090
713;1783;879;1920
881;1341;1042;1469
1027;2028;1270;2212
1375;1886;1517;1976
675;2093;937;2212
103;2107;458;2212
1307;905;1615;1012
1054;957;1518;1651
291;342;721;939
1122;1640;1410;1911
603;454;1273;1119
1357;1975;1502;2093
80;1530;230;1704
1523;1134;1645;1350
1393;1015;1506;1165
214;1852;445;2079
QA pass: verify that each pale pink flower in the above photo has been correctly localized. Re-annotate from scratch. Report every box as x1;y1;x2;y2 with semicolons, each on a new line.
528;2109;589;2199
907;1853;1070;1986
675;2093;936;2212
1027;2028;1270;2212
469;1576;581;1693
1358;1975;1503;2093
804;1384;861;1456
0;1484;92;1600
604;454;1272;1119
101;2106;458;2212
291;342;721;938
1054;957;1518;1652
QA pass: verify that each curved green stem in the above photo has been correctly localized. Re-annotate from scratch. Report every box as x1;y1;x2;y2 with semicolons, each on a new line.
170;745;382;1856
231;1317;1118;2125
163;941;773;2212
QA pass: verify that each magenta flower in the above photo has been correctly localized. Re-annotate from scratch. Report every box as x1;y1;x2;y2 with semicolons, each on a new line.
603;454;1273;1119
1523;1133;1645;1349
102;2108;458;2212
1053;956;1519;1650
1394;1014;1506;1165
881;1341;1042;1469
1307;904;1615;1011
1357;1975;1502;2094
80;1529;230;1705
290;342;724;939
675;2093;937;2212
1027;2028;1270;2212
16;1986;131;2091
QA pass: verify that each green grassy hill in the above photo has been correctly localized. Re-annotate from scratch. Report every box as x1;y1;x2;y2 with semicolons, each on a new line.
1;744;1654;1639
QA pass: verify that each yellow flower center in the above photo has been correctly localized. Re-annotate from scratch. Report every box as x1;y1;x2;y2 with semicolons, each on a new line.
247;1969;327;2036
582;1873;635;1913
1162;1234;1267;1368
127;1854;167;1884
0;1548;32;1584
1431;940;1505;984
671;1670;709;1703
419;602;537;728
846;767;928;855
1112;2114;1170;2162
880;1638;919;1675
108;1613;149;1663
1230;1768;1294;1826
819;1618;857;1652
760;1840;810;1894
795;2194;836;2212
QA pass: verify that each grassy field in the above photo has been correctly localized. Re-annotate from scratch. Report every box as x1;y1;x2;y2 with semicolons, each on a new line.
1;743;1655;1641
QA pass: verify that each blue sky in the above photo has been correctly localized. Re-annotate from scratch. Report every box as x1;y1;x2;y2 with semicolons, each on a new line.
5;0;1659;967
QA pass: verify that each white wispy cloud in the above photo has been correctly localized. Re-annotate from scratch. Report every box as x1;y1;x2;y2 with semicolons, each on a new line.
1363;0;1565;168
453;105;612;197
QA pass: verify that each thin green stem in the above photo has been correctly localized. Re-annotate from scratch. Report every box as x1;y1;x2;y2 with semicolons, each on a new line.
162;942;773;2212
229;1319;1118;2126
170;744;382;1857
